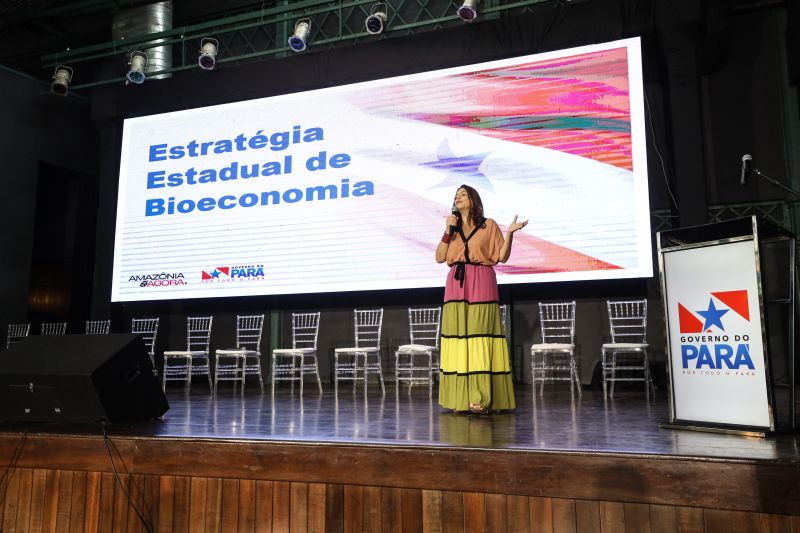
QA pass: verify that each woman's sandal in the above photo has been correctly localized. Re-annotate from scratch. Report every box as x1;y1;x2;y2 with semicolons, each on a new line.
468;403;489;415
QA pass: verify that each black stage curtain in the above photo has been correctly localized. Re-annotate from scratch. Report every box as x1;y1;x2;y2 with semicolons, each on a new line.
789;0;799;85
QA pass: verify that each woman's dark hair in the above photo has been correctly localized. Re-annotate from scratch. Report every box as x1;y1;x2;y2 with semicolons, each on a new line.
457;184;486;228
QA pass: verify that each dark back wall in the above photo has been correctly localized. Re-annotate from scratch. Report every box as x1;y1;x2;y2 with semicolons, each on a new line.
0;68;99;333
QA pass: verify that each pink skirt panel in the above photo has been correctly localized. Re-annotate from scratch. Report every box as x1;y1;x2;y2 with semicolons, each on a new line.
444;264;499;303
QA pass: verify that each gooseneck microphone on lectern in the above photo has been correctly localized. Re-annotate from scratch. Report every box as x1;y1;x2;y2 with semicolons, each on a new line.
741;154;753;186
738;153;800;198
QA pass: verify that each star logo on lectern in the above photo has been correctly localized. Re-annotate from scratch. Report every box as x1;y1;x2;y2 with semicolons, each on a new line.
211;269;222;278
678;290;749;334
696;299;729;331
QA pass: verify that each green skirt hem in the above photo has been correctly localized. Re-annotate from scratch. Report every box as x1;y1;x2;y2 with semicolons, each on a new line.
438;373;516;411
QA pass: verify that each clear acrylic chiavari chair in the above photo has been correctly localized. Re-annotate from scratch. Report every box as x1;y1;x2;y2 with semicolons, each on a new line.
163;316;214;392
215;314;265;394
5;323;30;349
602;299;654;400
85;319;111;335
40;322;67;335
530;301;581;398
131;317;160;367
271;312;322;396
334;309;385;394
395;307;441;396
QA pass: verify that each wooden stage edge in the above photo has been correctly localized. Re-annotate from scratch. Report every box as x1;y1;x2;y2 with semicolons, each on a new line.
2;432;799;518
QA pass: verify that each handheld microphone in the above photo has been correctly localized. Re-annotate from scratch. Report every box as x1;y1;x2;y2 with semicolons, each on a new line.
741;154;753;186
449;205;459;237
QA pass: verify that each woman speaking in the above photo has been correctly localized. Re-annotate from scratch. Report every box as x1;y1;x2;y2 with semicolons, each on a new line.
435;184;527;414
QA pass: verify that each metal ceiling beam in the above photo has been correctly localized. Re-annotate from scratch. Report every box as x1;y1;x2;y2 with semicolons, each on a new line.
45;0;555;92
43;0;553;67
41;0;349;64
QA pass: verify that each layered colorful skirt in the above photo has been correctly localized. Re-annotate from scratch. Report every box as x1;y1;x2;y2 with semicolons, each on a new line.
439;264;515;411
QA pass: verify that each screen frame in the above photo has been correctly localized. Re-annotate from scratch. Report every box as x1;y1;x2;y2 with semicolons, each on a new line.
111;36;652;303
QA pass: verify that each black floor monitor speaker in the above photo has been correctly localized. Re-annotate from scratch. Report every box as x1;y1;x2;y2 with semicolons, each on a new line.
0;334;169;424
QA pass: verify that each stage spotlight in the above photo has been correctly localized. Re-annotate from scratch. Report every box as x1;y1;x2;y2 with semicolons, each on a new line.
365;3;388;35
126;50;148;84
51;65;73;96
198;37;219;70
288;18;312;52
457;0;479;21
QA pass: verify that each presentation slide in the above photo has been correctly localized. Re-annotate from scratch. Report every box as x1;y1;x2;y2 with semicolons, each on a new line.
111;37;651;302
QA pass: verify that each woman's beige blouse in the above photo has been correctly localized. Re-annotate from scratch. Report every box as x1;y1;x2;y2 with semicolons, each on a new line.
445;218;505;266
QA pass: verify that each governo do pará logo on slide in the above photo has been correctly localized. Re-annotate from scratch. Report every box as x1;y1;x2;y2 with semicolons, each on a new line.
201;264;265;283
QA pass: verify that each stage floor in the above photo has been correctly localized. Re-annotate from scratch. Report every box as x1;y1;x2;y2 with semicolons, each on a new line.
3;383;800;530
10;383;798;464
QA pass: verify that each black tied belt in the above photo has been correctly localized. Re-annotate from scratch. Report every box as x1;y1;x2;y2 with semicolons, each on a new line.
453;221;483;288
453;261;481;288
454;262;467;287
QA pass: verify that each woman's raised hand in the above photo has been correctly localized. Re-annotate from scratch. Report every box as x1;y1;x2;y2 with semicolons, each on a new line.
508;215;528;233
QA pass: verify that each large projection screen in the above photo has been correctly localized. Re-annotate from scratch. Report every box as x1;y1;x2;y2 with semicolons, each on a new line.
112;37;651;302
